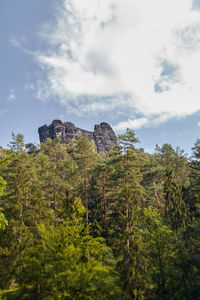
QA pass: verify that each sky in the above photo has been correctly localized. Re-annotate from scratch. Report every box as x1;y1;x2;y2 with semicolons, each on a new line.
1;0;200;156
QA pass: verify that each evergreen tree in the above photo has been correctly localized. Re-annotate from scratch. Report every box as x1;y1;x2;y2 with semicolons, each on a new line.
164;168;188;233
0;176;7;230
0;130;198;299
72;136;97;259
142;153;164;210
142;207;189;300
107;129;146;299
8;199;122;300
0;134;34;289
154;144;189;186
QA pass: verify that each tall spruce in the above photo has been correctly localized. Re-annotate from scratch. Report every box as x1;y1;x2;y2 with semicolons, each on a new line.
39;137;69;226
164;168;188;233
73;136;97;259
107;129;146;299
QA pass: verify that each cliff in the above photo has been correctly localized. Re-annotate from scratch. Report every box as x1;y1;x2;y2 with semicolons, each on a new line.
38;120;117;154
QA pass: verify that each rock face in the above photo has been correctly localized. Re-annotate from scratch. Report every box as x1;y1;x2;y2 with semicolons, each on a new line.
38;120;117;154
93;122;118;154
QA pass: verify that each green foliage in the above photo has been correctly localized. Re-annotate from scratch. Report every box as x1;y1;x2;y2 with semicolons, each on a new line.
0;212;8;230
0;176;6;196
13;199;121;299
0;170;7;230
142;207;189;299
154;144;189;186
164;168;188;233
0;131;200;299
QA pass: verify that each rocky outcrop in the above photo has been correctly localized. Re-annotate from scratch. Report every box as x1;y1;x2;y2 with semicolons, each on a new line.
93;122;118;154
38;120;117;154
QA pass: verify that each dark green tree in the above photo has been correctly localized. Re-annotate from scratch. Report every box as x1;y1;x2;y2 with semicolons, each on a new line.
164;168;188;233
72;136;97;259
107;129;146;299
10;199;122;300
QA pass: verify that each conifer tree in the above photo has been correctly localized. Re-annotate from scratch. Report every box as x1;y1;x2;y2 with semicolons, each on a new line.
141;207;189;300
141;153;164;210
0;129;198;299
0;177;7;230
88;155;112;233
11;199;122;300
73;136;97;258
107;129;146;299
0;133;35;289
164;168;188;233
39;137;69;226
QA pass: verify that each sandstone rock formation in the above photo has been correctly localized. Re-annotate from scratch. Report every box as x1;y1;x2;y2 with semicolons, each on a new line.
38;120;117;154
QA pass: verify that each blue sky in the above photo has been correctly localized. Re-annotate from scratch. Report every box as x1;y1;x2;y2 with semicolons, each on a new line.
1;0;200;156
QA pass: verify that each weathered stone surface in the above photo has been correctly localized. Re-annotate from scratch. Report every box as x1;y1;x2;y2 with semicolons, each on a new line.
93;122;118;154
38;120;117;154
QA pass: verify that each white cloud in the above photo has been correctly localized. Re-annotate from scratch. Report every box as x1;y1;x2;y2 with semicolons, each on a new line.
34;0;200;129
10;36;29;54
24;83;35;91
113;118;148;131
10;36;22;48
7;89;17;101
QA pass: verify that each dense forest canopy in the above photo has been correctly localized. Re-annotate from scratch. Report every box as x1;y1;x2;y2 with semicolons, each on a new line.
0;130;200;299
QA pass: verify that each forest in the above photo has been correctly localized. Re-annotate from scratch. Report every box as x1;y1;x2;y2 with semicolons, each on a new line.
0;129;200;300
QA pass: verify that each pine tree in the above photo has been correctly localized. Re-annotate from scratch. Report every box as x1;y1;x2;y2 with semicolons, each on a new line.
88;155;112;235
141;153;165;210
141;207;189;300
0;176;7;230
38;137;69;226
72;136;97;259
11;199;122;300
106;129;146;299
0;134;35;289
164;168;188;234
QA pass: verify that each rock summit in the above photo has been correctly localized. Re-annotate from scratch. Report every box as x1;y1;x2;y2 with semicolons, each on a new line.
38;120;117;154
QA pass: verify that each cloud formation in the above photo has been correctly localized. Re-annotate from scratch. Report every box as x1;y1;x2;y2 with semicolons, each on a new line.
7;89;17;101
34;0;200;130
113;118;148;131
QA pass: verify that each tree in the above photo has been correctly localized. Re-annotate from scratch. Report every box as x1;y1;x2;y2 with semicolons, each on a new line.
141;207;189;300
110;129;145;247
141;153;165;210
88;155;112;234
0;134;36;289
38;137;69;226
142;144;190;217
164;168;188;233
10;199;122;300
106;129;146;299
0;176;7;230
187;139;200;216
154;144;189;186
72;136;97;259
